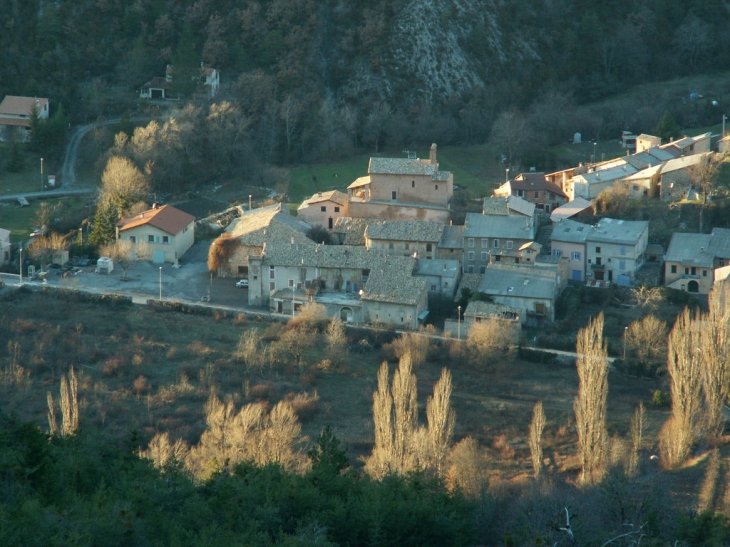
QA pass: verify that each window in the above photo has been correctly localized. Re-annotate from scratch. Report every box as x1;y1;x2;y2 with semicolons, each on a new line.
493;239;500;248
288;279;294;287
468;238;474;248
404;243;409;250
619;260;626;269
435;185;438;190
506;241;513;249
468;251;475;260
535;302;545;314
620;245;626;255
162;236;169;244
467;265;474;273
571;251;581;261
481;252;488;260
684;267;689;275
412;181;415;188
334;206;340;213
431;284;437;291
479;265;486;273
482;238;488;248
391;191;397;200
269;282;275;291
534;191;539;199
703;270;708;277
269;266;275;279
671;265;677;273
426;243;432;252
691;267;697;275
321;206;326;212
148;235;155;242
553;249;562;258
129;236;136;243
595;246;601;253
596;257;602;265
388;242;394;250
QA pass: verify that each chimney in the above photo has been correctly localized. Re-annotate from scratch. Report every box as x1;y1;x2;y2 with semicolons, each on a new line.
430;143;437;165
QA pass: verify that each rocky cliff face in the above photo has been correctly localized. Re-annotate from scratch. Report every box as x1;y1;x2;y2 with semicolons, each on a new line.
340;0;538;106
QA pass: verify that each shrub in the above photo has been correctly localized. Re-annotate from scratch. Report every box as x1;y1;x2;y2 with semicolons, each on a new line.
651;390;671;408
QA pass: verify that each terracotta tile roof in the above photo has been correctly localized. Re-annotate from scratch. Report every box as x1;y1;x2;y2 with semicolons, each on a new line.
365;219;444;243
510;173;568;198
0;96;49;116
117;204;195;235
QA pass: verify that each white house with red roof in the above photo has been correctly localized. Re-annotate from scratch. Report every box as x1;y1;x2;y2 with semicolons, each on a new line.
0;96;49;141
116;204;195;264
494;172;568;213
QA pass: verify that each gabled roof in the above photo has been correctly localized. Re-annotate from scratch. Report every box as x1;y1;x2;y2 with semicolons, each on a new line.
550;197;593;222
550;219;590;244
332;217;378;246
661;152;710;175
478;263;557;300
0;96;49;116
574;162;637;184
117;204;195;235
348;176;371;189
509;172;568;198
665;228;730;268
623;164;662;181
482;196;536;217
587;218;648;246
226;203;312;246
439;225;464;249
141;77;170;90
463;212;534;240
369;157;435;176
414;258;460;278
298;190;348;209
365;219;444;243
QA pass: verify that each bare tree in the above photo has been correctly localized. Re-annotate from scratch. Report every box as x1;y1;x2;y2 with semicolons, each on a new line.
625;315;668;374
325;318;348;368
140;432;190;470
699;284;730;438
273;326;318;373
627;402;644;477
47;367;79;437
688;151;728;233
236;328;265;373
99;155;150;214
391;354;418;470
466;318;518;367
391;331;430;369
367;361;395;478
573;313;609;484
528;400;546;479
660;308;703;468
426;368;455;475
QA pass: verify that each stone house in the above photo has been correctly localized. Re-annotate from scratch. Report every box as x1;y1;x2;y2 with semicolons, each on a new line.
364;219;444;259
659;153;711;201
209;203;312;278
550;219;590;282
413;258;461;298
116;204;195;264
462;206;535;274
247;243;428;329
493;172;568;213
437;224;464;262
567;160;638;200
297;190;349;229
664;228;730;294
347;144;453;223
585;218;649;285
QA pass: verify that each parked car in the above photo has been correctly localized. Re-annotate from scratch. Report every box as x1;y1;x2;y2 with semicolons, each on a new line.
236;279;249;288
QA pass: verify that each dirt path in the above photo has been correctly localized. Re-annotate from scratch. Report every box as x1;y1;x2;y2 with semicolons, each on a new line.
61;119;121;187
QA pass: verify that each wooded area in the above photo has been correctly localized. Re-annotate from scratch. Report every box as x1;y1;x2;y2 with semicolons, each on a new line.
3;0;729;174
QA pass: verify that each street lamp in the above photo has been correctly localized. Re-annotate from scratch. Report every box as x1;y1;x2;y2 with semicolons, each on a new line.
623;326;628;360
457;305;461;340
592;142;597;165
19;244;23;285
40;157;44;191
505;168;509;184
159;267;162;301
249;194;252;210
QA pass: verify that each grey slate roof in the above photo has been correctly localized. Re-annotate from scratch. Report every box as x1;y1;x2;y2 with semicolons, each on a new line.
261;243;426;306
368;157;451;181
551;219;591;244
587;218;648;246
454;273;483;301
482;196;535;217
365;219;444;243
576;163;637;184
464;300;520;320
665;228;730;267
439;225;464;249
550;197;593;222
226;203;313;246
463;212;534;240
661;153;709;175
478;264;556;300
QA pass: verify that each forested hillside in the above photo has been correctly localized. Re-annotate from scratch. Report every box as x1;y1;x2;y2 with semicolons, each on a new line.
3;1;730;176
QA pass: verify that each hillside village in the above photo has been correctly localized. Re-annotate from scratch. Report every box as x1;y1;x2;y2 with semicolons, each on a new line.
179;133;727;338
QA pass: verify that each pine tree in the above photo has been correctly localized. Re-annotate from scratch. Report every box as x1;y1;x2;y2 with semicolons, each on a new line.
6;134;25;172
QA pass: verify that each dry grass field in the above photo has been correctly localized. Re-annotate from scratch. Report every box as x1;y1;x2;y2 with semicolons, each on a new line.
0;289;673;483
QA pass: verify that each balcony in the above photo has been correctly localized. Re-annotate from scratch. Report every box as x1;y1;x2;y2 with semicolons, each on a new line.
590;263;605;271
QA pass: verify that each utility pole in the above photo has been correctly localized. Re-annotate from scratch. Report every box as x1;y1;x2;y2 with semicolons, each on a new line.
19;244;23;285
159;267;162;301
40;157;44;191
457;305;461;340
